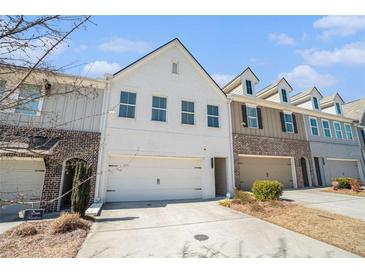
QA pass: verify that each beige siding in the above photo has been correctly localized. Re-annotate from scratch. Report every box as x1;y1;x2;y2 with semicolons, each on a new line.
231;101;306;140
297;99;313;110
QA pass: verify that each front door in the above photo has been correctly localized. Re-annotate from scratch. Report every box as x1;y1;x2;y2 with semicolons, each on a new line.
314;157;323;186
301;158;309;187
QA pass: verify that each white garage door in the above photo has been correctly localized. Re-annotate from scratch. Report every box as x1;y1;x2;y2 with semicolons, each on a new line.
239;156;293;190
106;155;203;202
327;160;360;180
0;158;45;201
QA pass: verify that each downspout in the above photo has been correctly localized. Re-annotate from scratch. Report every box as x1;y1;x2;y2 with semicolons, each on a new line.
94;75;112;201
226;94;236;195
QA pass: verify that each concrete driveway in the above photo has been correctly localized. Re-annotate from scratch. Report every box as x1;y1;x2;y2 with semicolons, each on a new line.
77;200;356;258
282;188;365;221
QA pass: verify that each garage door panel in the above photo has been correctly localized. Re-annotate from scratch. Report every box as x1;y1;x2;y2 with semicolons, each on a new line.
239;157;293;190
328;160;359;180
106;156;203;202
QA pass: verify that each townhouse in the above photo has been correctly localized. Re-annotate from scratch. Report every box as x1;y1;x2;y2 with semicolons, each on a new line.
0;66;105;212
224;70;314;190
95;38;234;203
292;90;365;186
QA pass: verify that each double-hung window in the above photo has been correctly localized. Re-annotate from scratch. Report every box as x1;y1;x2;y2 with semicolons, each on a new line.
245;80;253;95
15;84;42;116
181;100;194;125
119;91;136;118
333;121;343;139
151;96;167;122
322;120;331;138
246;106;258;128
344;123;353;140
335;102;342;115
284;112;294;133
207;105;219;128
313;97;319;110
281;89;288;103
309;117;319;136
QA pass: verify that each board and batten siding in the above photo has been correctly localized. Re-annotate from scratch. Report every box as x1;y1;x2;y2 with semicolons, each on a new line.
231;101;306;140
0;83;104;132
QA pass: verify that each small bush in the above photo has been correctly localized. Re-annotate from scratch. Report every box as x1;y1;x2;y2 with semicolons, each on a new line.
252;180;283;201
350;178;361;192
335;178;352;189
234;190;255;203
50;213;90;234
219;199;231;208
11;223;38;237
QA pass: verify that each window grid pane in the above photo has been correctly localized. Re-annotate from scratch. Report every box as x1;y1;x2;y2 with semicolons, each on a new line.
207;105;219;128
344;124;353;140
284;113;294;133
322;121;331;137
182;101;194;125
119;91;136;118
15;84;41;115
281;89;288;102
309;118;318;136
313;97;319;109
334;123;343;139
246;106;258;128
246;80;253;95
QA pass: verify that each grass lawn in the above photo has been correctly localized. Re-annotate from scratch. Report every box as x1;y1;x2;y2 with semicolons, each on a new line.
0;213;92;258
321;187;365;197
220;192;365;257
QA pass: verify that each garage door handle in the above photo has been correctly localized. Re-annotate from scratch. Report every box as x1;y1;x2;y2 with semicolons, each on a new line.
194;188;202;190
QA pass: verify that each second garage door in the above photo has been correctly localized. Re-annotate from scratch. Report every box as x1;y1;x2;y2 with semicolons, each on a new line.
327;159;360;181
106;155;203;202
239;156;293;190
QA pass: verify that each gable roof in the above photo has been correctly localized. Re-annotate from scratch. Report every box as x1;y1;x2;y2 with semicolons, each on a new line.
112;38;225;97
256;77;293;97
223;67;259;92
342;98;365;123
320;92;345;106
291;86;323;103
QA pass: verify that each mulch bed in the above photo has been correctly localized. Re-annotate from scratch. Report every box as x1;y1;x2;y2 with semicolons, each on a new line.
321;187;365;197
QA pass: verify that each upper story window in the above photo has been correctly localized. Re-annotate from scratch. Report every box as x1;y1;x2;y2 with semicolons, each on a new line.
283;112;294;133
207;105;219;128
333;121;343;139
246;105;258;128
151;96;167;122
335;102;342;115
15;84;42;116
322;120;331;138
119;91;136;118
245;80;253;95
313;97;319;110
281;89;288;103
344;123;353;140
181;100;194;125
309;117;319;136
172;62;178;74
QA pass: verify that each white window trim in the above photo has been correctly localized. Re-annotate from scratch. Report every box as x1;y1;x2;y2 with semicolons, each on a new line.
181;99;195;125
344;123;353;140
207;104;220;128
312;96;321;111
283;111;294;133
335;102;342;115
172;61;179;74
15;85;44;117
151;95;167;122
245;79;254;96
280;89;289;104
119;91;137;119
321;119;332;138
309;117;320;136
246;104;258;129
333;121;343;139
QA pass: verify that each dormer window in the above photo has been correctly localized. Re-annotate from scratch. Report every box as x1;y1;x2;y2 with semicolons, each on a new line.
245;80;253;95
313;97;319;110
172;62;178;74
335;102;342;115
281;89;288;103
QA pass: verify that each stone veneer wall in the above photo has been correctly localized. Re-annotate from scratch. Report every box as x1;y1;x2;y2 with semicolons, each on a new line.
233;133;315;188
0;125;100;212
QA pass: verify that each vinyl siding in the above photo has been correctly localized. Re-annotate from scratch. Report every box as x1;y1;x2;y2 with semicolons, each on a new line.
231;101;306;140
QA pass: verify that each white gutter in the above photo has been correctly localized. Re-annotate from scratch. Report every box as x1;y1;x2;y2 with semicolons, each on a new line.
231;94;356;123
226;94;236;193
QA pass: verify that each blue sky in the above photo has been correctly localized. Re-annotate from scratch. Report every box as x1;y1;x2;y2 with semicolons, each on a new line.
52;16;365;102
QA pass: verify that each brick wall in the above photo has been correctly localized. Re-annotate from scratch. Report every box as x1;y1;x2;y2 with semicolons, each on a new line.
0;125;100;212
233;133;315;188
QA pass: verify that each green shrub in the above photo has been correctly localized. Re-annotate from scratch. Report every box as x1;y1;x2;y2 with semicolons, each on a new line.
335;177;352;189
252;180;283;201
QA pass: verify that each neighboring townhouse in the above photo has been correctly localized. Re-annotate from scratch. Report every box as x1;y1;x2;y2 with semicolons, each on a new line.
343;99;365;178
224;70;314;190
0;66;105;212
291;90;365;186
95;38;234;203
